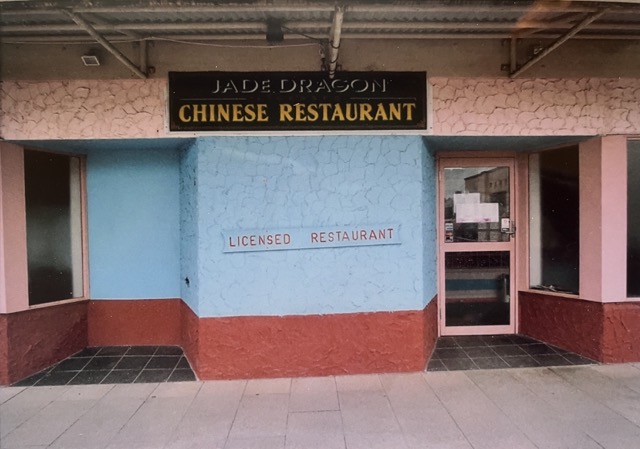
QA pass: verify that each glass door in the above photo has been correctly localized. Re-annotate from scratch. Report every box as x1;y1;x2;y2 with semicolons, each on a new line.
438;158;516;335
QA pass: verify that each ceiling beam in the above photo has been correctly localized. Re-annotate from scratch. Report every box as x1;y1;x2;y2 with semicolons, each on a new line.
1;3;604;16
8;18;640;35
510;8;609;78
5;31;640;44
60;9;147;79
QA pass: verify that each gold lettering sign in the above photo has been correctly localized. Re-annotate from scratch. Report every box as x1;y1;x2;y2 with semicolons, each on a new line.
277;103;416;123
169;71;426;131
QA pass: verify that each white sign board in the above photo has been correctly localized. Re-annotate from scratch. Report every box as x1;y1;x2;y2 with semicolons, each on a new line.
453;192;480;214
456;203;499;223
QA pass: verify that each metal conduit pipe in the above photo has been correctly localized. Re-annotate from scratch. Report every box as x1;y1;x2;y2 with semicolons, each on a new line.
327;5;344;79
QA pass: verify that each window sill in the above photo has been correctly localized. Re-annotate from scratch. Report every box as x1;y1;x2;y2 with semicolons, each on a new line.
29;297;89;311
521;289;580;300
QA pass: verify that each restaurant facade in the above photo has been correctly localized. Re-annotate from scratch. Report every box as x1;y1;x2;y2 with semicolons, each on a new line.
1;1;640;384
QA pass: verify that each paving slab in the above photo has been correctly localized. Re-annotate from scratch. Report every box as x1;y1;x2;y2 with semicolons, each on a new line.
3;364;640;449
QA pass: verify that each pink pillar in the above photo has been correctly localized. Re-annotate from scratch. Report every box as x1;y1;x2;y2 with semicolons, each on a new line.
579;136;628;302
0;143;28;313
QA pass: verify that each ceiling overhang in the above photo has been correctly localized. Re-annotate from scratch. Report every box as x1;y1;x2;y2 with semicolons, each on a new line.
2;0;640;78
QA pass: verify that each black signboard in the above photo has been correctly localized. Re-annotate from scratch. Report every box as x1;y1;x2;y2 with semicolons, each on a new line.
168;71;426;132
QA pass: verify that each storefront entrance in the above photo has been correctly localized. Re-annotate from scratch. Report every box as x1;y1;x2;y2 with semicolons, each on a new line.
438;158;516;336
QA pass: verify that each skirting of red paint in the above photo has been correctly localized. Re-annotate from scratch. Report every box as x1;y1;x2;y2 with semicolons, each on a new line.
519;291;640;363
0;300;88;385
0;315;9;384
88;298;182;347
88;298;438;380
1;298;437;384
423;298;438;361
180;302;200;374
601;302;640;362
194;305;436;380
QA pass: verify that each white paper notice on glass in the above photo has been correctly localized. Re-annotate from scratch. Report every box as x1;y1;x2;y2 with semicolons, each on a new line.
456;203;499;223
453;193;480;214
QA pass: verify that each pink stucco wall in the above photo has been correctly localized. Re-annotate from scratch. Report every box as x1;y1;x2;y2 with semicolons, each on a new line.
2;77;640;139
0;79;166;140
430;77;640;135
0;143;28;314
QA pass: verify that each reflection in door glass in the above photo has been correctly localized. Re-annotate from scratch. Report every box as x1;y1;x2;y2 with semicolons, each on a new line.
445;251;510;327
444;167;510;243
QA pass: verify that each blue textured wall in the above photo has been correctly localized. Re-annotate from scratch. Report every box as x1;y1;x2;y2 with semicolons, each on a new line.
27;136;437;313
181;135;436;317
86;145;182;299
421;139;438;306
179;144;200;313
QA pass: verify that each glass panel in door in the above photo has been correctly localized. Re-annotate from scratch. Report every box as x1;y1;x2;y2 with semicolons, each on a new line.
443;166;510;243
440;161;515;335
445;251;510;326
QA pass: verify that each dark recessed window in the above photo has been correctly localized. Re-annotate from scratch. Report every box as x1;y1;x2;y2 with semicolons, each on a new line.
529;146;579;294
24;150;84;306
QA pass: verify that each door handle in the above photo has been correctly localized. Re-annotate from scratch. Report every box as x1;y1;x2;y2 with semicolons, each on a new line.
501;218;515;237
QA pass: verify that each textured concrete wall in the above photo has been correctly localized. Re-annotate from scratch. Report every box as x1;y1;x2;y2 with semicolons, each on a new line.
420;140;437;306
88;299;183;347
0;301;88;384
182;136;431;317
194;308;431;379
179;143;200;314
0;80;166;140
430;77;640;135
519;291;604;361
81;294;438;380
520;291;640;363
3;77;640;139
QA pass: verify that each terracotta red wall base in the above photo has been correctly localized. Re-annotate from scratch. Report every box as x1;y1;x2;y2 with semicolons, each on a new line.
519;291;640;363
192;301;437;380
90;298;437;380
88;299;182;347
1;297;437;385
602;302;640;362
0;315;9;384
0;300;88;385
10;290;640;384
423;298;438;361
180;301;200;374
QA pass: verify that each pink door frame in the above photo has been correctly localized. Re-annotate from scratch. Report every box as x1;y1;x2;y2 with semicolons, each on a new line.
437;155;518;336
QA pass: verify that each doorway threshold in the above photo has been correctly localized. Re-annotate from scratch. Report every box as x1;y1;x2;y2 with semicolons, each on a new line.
427;334;596;371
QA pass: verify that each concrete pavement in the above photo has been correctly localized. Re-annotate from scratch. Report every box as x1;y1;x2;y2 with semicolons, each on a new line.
2;363;640;448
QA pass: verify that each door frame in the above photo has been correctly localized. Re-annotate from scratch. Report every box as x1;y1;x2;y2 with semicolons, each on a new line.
437;155;519;336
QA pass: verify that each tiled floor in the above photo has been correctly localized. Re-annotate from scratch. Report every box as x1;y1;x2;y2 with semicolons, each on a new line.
12;346;196;387
428;334;596;371
11;336;593;386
